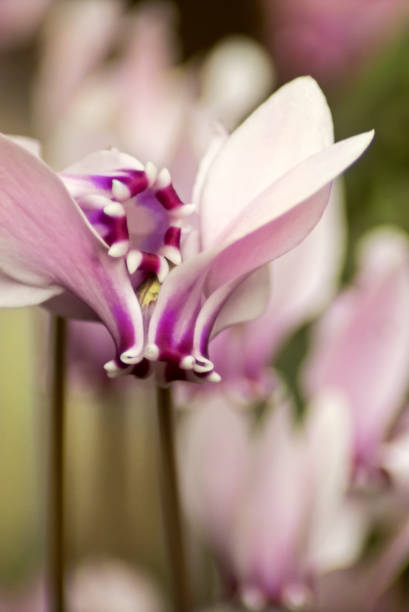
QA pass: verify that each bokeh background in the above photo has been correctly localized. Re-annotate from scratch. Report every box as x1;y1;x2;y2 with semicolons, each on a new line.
0;0;409;610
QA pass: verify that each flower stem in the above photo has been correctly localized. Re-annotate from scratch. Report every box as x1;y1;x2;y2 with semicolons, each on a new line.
48;316;67;612
156;386;191;612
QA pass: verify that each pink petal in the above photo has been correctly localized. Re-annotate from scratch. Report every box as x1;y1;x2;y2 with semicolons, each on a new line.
256;181;345;357
149;132;371;371
199;76;334;249
0;135;143;359
234;395;307;596
303;228;409;468
206;130;373;292
211;182;345;388
304;393;366;571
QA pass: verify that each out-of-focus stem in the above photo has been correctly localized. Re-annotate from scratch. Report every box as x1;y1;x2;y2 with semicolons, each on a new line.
48;316;67;612
156;386;191;612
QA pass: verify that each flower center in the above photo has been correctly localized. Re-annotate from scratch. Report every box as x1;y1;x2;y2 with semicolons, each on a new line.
60;152;209;383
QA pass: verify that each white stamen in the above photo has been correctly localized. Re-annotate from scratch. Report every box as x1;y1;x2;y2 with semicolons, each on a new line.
157;256;169;283
103;360;132;379
83;194;112;209
169;203;196;218
159;245;182;265
180;355;195;370
145;161;158;187
104;360;118;373
126;250;143;274
111;150;144;171
193;358;214;374
103;201;126;217
120;347;143;365
144;343;160;361
206;371;221;383
156;167;171;189
108;240;129;257
112;179;131;202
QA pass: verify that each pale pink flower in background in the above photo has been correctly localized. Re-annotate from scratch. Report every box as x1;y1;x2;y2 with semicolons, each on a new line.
0;0;52;50
303;228;409;486
261;0;409;85
199;35;275;131
33;0;122;131
35;1;274;202
0;77;373;381
33;1;183;170
181;390;366;608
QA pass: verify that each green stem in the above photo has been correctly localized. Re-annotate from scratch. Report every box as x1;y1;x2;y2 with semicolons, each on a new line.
48;316;67;612
156;386;191;612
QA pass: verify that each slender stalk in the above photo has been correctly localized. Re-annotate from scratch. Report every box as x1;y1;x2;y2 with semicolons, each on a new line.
48;316;67;612
156;386;191;612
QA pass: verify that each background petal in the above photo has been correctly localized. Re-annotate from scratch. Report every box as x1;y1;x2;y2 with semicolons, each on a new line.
303;227;409;466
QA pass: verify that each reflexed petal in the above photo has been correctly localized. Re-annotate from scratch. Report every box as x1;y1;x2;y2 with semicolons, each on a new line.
200;76;334;248
209;265;271;340
149;131;368;368
0;134;143;358
206;130;373;292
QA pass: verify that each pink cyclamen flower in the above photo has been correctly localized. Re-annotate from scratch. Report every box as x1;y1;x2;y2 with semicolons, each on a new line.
303;228;409;485
0;77;373;382
181;391;365;608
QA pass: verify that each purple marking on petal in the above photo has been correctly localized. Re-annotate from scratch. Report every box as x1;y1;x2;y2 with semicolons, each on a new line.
121;170;149;196
85;209;129;246
71;169;149;199
113;303;136;354
164;226;181;248
155;183;184;210
198;322;212;356
155;308;177;352
140;252;161;275
102;213;129;246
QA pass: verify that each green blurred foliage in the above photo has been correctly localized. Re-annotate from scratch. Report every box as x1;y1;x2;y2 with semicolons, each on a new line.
333;29;409;278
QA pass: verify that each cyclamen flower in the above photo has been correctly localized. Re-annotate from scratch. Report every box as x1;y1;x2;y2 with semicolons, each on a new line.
303;228;409;486
0;77;373;383
181;391;366;608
